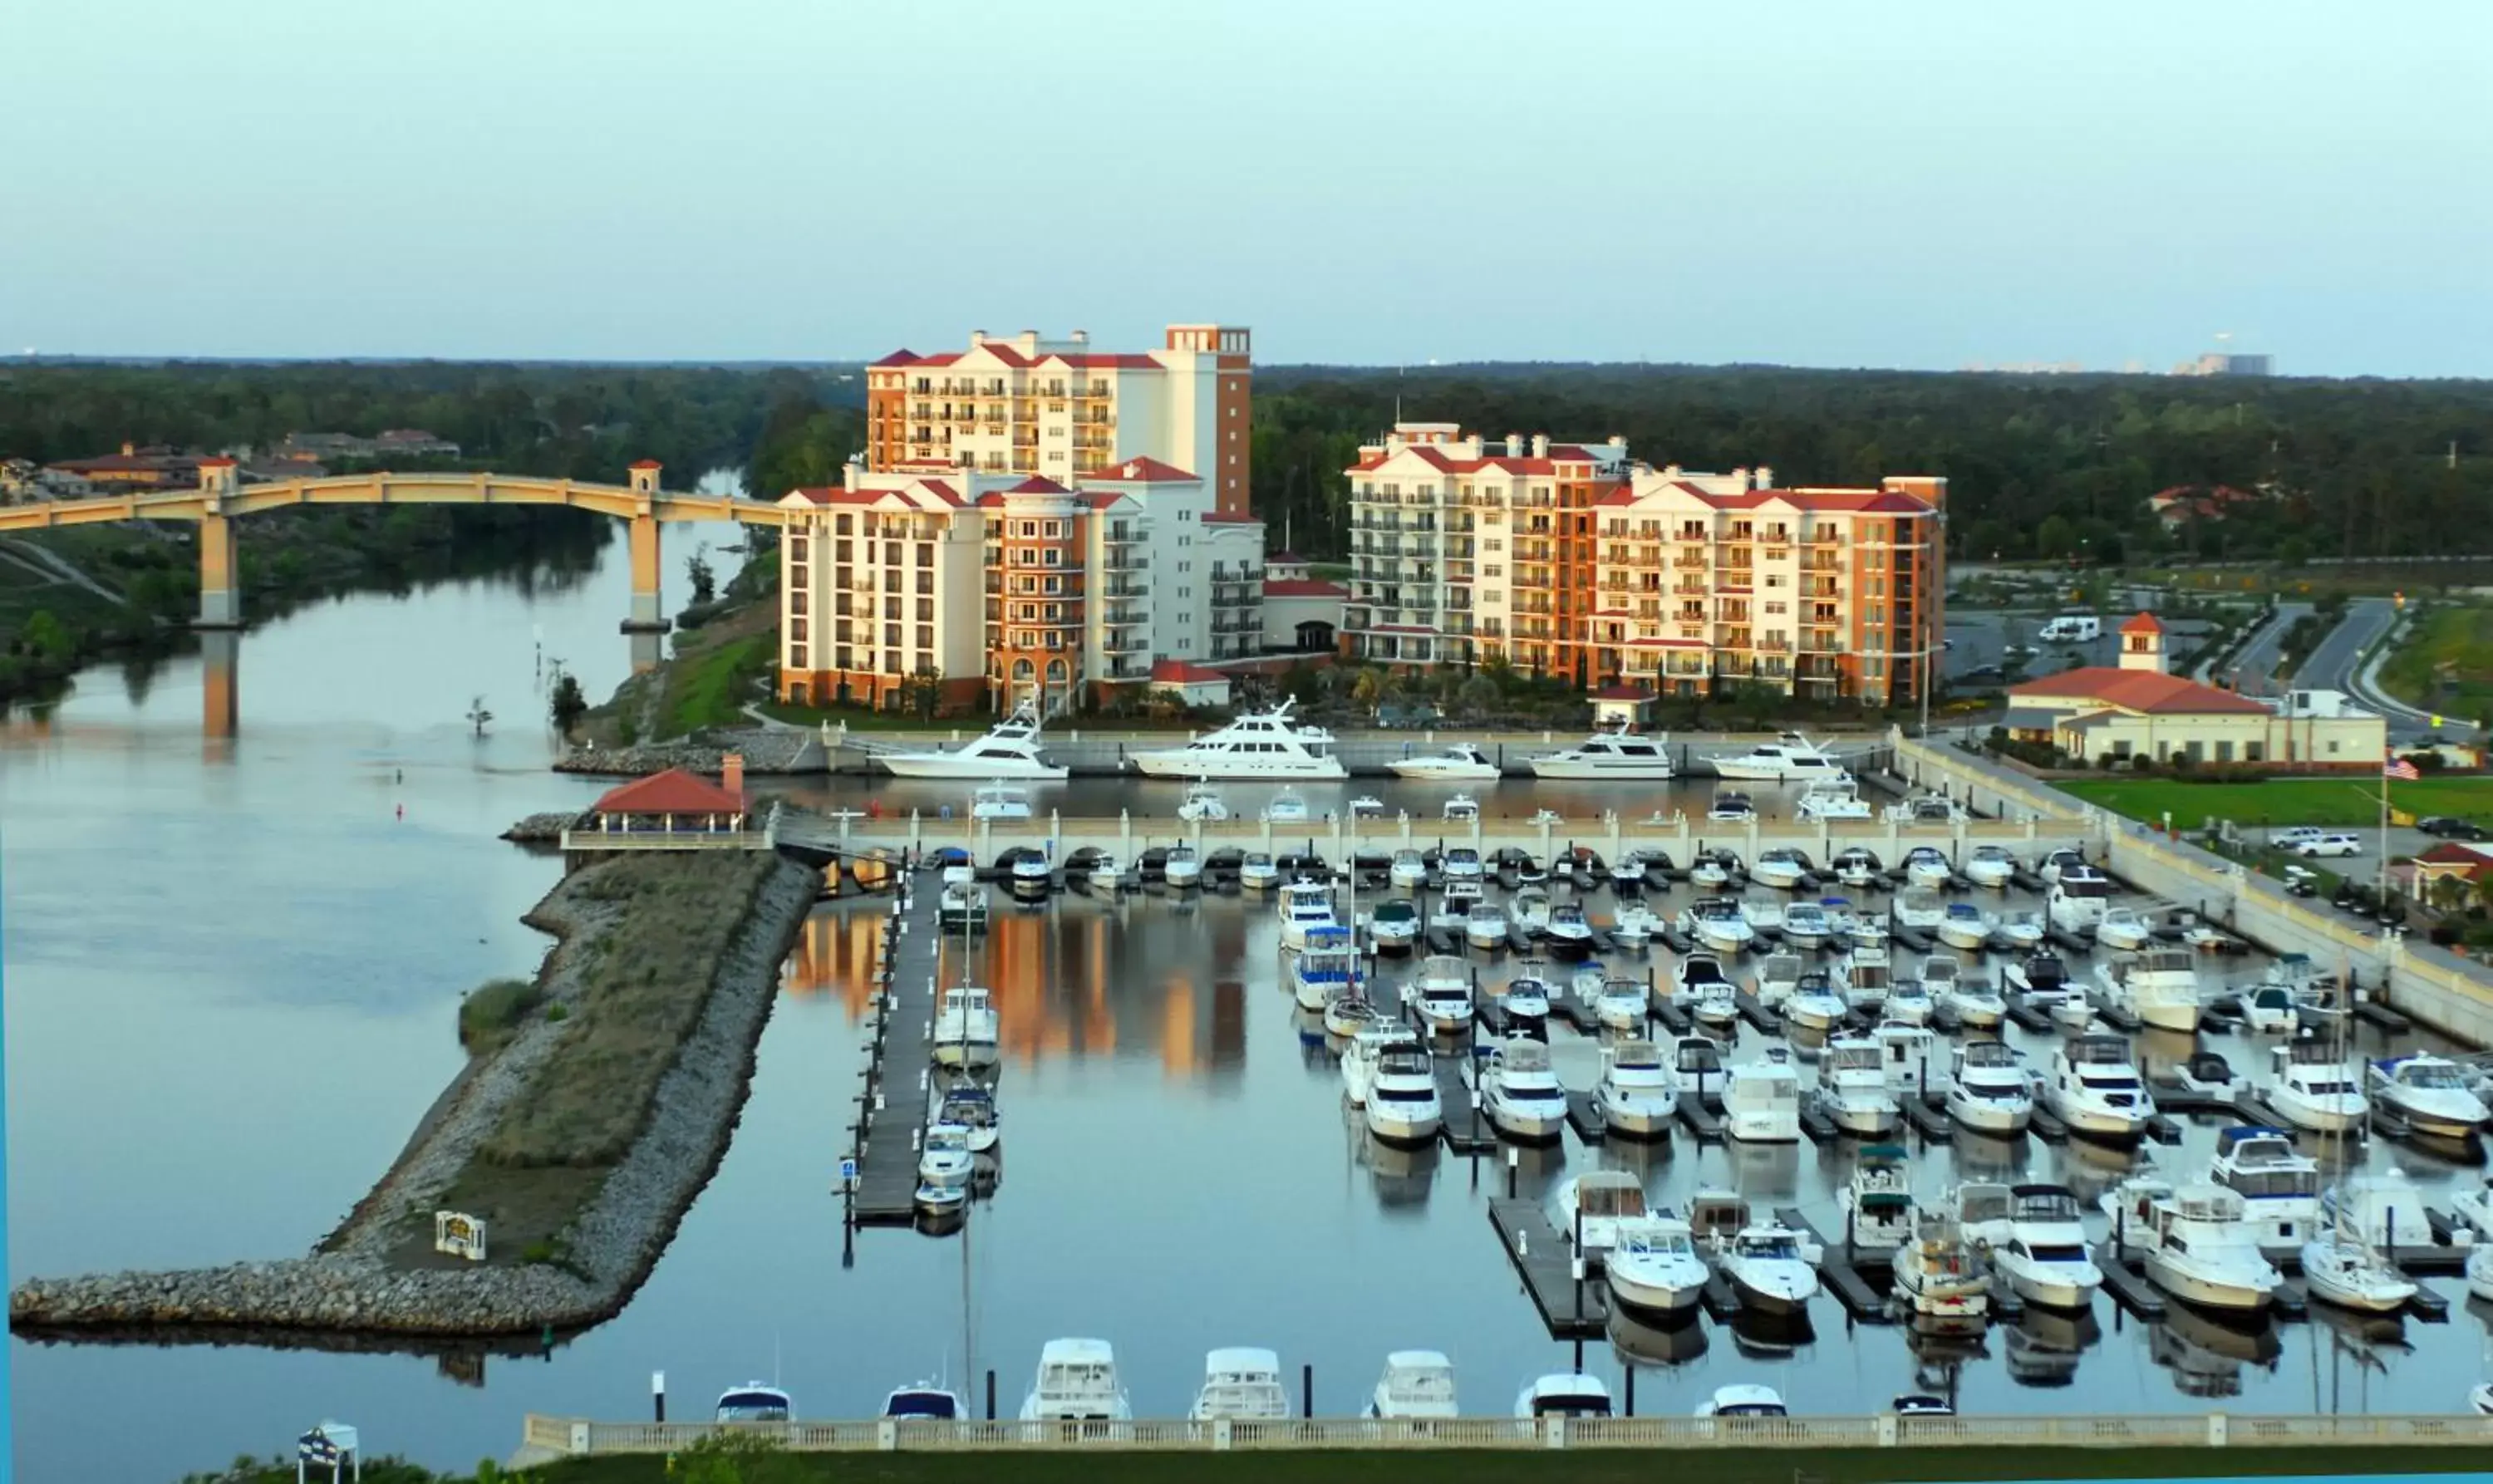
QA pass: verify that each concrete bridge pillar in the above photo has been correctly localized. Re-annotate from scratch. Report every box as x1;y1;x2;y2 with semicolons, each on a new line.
201;627;239;740
622;512;669;635
195;458;243;629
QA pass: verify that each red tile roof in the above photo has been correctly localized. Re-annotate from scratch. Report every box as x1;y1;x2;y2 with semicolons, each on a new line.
2120;612;2166;636
1263;577;1347;598
2011;667;2272;715
198;455;238;468
1050;352;1162;370
2413;841;2493;870
628;459;663;470
870;349;919;366
1086;456;1196;484
1003;476;1071;494
593;768;746;816
1149;659;1228;684
1267;549;1304;564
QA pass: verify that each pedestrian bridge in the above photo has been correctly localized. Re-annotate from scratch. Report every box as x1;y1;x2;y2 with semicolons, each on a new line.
0;460;782;636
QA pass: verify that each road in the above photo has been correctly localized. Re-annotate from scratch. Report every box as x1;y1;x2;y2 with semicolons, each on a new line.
2209;601;2311;685
2300;597;2444;742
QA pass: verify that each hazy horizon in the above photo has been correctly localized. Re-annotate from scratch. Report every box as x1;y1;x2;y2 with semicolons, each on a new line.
10;1;2490;376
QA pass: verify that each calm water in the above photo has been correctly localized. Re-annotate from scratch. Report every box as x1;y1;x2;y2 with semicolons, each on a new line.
6;528;2491;1481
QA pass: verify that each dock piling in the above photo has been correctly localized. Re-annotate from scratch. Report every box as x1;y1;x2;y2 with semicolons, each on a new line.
1302;1364;1313;1419
1507;1144;1519;1199
986;1370;996;1420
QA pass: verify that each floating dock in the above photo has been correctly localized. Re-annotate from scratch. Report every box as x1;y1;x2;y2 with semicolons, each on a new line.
1675;1092;1725;1141
1433;1054;1497;1152
1776;1206;1895;1323
849;881;947;1226
1487;1198;1607;1337
1900;1093;1956;1142
2089;1246;2169;1320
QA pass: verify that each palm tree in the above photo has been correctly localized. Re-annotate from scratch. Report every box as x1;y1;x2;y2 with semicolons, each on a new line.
2428;873;2468;917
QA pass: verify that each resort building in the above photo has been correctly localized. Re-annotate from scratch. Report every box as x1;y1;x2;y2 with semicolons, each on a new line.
1340;423;1946;705
2005;613;2387;765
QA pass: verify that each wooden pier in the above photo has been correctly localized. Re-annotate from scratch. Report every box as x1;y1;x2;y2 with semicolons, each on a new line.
848;880;948;1225
1432;1054;1497;1152
1900;1092;1956;1142
1776;1206;1896;1323
2089;1246;2169;1319
1487;1199;1607;1337
1675;1091;1725;1141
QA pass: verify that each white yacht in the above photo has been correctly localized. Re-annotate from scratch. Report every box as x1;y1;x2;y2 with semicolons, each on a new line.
2300;1236;2419;1314
715;1383;794;1423
2038;848;2086;885
1715;1216;1821;1312
1364;1044;1443;1145
2240;984;2299;1034
1945;1041;2034;1133
1325;984;1382;1040
1739;895;1786;940
1528;728;1675;779
1935;961;2007;1029
2129;1186;2283;1313
2205;1127;2320;1251
1883;975;1933;1026
1695;1384;1788;1419
1750;848;1812;892
1901;846;1953;891
2046;1034;2150;1142
1498;967;1551;1029
2450;1175;2493;1241
2367;1053;2490;1137
1019;1338;1133;1422
2263;1038;2368;1133
1277;881;1336;951
1261;788;1311;824
917;1122;975;1199
1464;901;1511;952
1994;1184;2102;1309
1484;1037;1567;1141
1407;955;1475;1034
1440;845;1485;883
1831;845;1882;886
1594;1039;1676;1136
1368;897;1421;956
1714;732;1845;781
1963;844;2017;890
1432;877;1483;933
1995;909;2047;952
1291;924;1358;1010
1610;902;1662;951
1176;782;1231;823
1441;793;1480;823
1891;1211;1990;1322
2004;949;2070;1000
1834;943;1893;1015
1388;743;1500;780
878;700;1069;779
1130;700;1346;779
1779;901;1833;951
1679;897;1755;956
1937;902;1994;952
2096;947;2202;1033
1686;973;1740;1030
1552;1170;1650;1260
1888;793;1971;827
1689;848;1741;889
1797;774;1875;823
1891;889;1945;935
1162;843;1202;891
1594;974;1649;1031
2048;864;2113;934
1513;1373;1612;1421
1349;794;1384;818
1754;951;1805;1010
882;1381;965;1421
1545;902;1595;959
1508;885;1551;936
1189;1348;1289;1421
1817;1036;1901;1136
2096;908;2154;953
1725;1049;1802;1142
1839;1145;1915;1247
932;985;1001;1069
1782;970;1849;1033
1365;1352;1458;1420
937;1084;1000;1152
1389;849;1428;891
1010;851;1054;899
1605;1214;1709;1315
1341;1021;1422;1106
938;881;990;933
971;783;1035;821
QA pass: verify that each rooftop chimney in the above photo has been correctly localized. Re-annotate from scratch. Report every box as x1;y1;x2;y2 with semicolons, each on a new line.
1531;434;1550;459
969;330;986;346
1071;330;1089;345
722;752;746;799
1507;432;1524;457
121;440;135;456
1754;464;1774;489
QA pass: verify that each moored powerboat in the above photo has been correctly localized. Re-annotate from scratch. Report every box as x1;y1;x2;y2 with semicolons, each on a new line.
1694;1383;1789;1418
1277;881;1336;950
1594;973;1649;1031
2046;1034;2150;1142
1595;1039;1676;1137
1432;877;1483;933
1714;732;1846;782
1387;742;1502;780
1883;975;1933;1026
878;700;1069;779
1605;1214;1709;1315
1945;1040;2034;1133
1834;943;1892;1016
2096;908;2153;953
1162;843;1202;890
1292;923;1358;1010
1389;849;1428;890
1831;847;1881;887
1935;961;2007;1029
1994;1183;2102;1309
1239;853;1281;892
1407;955;1476;1034
971;782;1035;821
1010;851;1055;899
1782;970;1848;1033
1261;787;1311;824
917;1123;975;1203
1779;900;1833;951
1190;1348;1289;1421
2129;1186;2283;1313
1751;848;1811;891
1128;700;1346;779
1937;902;1994;952
1610;902;1661;951
1368;897;1420;956
1891;889;1945;935
1716;1219;1822;1312
716;1383;794;1422
1176;782;1231;823
1019;1338;1133;1421
1754;951;1805;1010
2205;1127;2320;1251
1545;902;1595;959
1553;1169;1651;1260
937;1084;1001;1152
1964;844;2017;890
1484;1036;1567;1142
1441;793;1480;823
1817;1035;1901;1136
1689;848;1742;890
2299;1236;2418;1314
1512;1373;1612;1420
2264;1037;2367;1133
1891;1210;1991;1322
1365;1351;1459;1419
1529;727;1676;779
2368;1053;2490;1137
1901;846;1953;891
1797;774;1874;823
1498;967;1551;1031
1364;1044;1443;1145
883;1380;965;1421
1725;1049;1802;1142
932;985;1001;1069
1679;897;1755;956
1838;1144;1915;1247
2048;864;2113;935
1341;1020;1422;1106
2095;947;2203;1034
1464;900;1510;952
1675;1034;1728;1105
1995;909;2046;951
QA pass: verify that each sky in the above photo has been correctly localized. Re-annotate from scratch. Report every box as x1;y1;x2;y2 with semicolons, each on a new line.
7;0;2491;376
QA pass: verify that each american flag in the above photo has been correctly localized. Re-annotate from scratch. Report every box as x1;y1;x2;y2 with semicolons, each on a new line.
2384;756;2421;782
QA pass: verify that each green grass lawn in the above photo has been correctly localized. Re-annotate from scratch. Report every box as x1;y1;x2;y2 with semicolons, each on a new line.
2060;774;2493;829
209;1444;2493;1484
2380;605;2493;725
657;633;774;737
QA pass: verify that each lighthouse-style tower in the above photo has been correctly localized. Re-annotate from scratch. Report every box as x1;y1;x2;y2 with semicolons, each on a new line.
2118;612;2167;674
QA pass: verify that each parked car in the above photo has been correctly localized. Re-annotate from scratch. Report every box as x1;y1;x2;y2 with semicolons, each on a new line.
2291;833;2363;859
2417;816;2488;841
2271;826;2326;849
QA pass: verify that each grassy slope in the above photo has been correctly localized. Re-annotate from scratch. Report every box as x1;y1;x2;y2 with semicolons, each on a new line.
2380;606;2493;723
2061;774;2493;829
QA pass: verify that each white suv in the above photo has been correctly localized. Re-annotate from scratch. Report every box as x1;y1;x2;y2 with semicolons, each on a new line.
2290;833;2362;858
2271;826;2325;849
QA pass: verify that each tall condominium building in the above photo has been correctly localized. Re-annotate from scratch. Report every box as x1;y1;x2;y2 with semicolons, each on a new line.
1341;423;1945;705
864;325;1254;518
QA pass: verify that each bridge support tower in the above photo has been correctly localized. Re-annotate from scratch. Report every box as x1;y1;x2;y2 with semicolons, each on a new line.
194;457;243;629
621;461;670;672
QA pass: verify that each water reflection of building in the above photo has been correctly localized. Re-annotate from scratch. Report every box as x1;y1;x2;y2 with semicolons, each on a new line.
785;900;1246;1078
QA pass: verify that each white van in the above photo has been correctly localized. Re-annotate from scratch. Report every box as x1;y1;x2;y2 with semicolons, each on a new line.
2038;613;2102;642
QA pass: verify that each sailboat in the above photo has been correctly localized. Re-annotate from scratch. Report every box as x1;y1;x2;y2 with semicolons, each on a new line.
2300;951;2418;1314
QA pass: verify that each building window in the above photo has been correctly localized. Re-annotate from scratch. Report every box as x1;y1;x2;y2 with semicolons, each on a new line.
791;617;809;641
1044;549;1061;567
790;643;808;667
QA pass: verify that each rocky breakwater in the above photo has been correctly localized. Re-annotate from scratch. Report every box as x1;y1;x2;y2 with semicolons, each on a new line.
555;725;815;778
11;851;819;1339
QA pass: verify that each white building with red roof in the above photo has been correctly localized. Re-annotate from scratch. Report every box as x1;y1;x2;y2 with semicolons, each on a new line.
1341;422;1945;705
2006;612;2384;766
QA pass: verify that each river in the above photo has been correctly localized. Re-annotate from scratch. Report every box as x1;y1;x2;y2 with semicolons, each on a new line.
7;517;2492;1481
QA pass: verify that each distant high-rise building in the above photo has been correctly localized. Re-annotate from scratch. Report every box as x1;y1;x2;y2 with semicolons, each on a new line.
2174;351;2274;377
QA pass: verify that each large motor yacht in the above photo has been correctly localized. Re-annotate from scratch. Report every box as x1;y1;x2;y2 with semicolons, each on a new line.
1189;1349;1290;1421
1365;1351;1459;1419
2368;1053;2491;1137
1992;1184;2103;1310
931;985;1001;1069
1594;1039;1676;1137
1891;1210;1990;1322
2205;1127;2320;1251
2127;1186;2283;1313
2095;947;2205;1034
1483;1037;1567;1142
1551;1170;1650;1261
1528;727;1676;779
1713;731;1845;782
877;700;1069;779
1724;1049;1802;1142
1364;1044;1443;1145
1944;1041;2034;1134
1387;743;1501;780
1817;1036;1901;1136
2045;1034;2150;1142
2263;1037;2368;1133
1128;700;1347;779
1019;1338;1133;1422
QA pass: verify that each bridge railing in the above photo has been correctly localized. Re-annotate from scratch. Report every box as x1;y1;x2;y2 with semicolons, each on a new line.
530;1412;2493;1457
